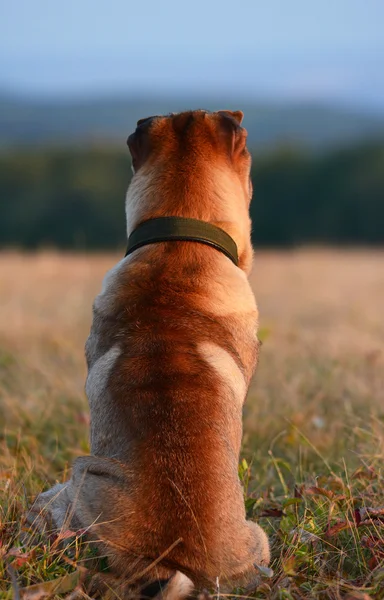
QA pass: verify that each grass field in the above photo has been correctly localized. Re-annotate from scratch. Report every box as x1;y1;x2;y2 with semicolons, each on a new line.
0;250;383;599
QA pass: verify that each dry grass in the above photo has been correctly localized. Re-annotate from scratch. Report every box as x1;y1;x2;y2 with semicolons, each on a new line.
0;250;383;599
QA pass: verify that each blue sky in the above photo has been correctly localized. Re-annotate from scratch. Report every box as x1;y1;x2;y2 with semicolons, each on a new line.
1;0;384;110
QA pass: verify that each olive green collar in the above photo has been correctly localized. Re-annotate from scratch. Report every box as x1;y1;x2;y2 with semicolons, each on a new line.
125;217;238;266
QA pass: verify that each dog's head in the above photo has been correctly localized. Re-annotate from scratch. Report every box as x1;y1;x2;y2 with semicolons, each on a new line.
127;109;249;172
126;110;253;271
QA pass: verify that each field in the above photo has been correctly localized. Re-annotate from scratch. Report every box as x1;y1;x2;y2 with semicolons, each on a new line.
0;250;383;599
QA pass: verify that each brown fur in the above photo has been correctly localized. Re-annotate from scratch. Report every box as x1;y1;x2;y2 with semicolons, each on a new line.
26;110;270;598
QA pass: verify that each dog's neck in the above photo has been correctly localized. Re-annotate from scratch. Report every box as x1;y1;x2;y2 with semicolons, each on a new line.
125;166;253;272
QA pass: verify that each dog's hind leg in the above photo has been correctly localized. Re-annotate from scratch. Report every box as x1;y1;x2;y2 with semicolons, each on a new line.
24;455;131;541
26;457;192;596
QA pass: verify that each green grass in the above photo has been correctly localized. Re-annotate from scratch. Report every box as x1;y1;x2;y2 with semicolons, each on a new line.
0;251;383;599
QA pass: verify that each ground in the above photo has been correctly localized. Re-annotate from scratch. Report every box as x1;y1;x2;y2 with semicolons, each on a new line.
0;250;383;599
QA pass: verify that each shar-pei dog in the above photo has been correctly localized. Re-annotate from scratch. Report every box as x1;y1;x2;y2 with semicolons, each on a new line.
27;110;270;599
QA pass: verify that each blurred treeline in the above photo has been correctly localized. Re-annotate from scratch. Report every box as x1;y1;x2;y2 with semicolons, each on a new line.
1;141;383;249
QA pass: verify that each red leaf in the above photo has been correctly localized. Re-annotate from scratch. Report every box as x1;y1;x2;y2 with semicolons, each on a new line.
325;520;350;537
361;535;384;555
6;547;36;567
304;486;334;499
352;467;377;480
58;528;86;540
354;509;362;525
354;506;384;524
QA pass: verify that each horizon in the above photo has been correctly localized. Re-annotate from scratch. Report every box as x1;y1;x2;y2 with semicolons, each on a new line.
1;87;383;121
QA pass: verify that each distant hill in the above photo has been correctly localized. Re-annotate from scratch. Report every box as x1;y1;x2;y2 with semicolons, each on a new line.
1;93;384;150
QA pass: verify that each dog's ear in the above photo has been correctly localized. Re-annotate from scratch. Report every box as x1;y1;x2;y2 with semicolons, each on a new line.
216;110;247;157
217;110;244;125
127;116;157;172
136;115;157;127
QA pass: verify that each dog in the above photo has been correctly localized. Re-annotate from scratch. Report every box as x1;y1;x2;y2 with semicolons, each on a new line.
26;110;270;598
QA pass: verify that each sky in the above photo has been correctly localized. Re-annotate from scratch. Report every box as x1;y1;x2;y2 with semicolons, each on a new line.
1;0;384;111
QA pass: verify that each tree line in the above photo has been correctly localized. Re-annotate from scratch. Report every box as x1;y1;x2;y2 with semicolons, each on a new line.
1;141;383;249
